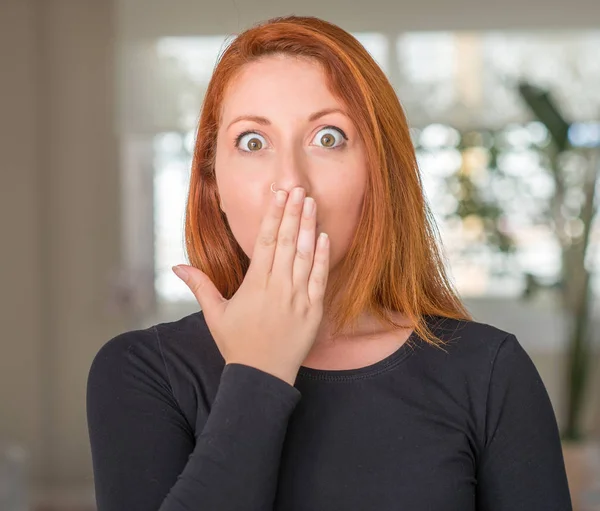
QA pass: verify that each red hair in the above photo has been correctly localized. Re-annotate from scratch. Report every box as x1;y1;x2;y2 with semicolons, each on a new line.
185;15;472;347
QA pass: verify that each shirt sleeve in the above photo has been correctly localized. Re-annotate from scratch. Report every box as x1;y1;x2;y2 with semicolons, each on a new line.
476;333;573;510
86;328;301;511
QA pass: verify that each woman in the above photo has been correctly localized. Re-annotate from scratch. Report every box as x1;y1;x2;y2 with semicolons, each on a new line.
86;15;572;510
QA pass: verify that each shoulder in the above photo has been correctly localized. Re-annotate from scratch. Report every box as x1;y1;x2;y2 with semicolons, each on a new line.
409;315;528;395
87;322;159;383
152;310;225;381
414;315;544;407
420;314;518;365
89;310;221;378
87;311;223;431
412;316;542;447
89;309;223;381
86;324;170;422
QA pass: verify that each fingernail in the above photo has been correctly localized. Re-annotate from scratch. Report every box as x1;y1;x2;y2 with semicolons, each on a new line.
275;190;287;206
292;187;305;203
172;265;188;281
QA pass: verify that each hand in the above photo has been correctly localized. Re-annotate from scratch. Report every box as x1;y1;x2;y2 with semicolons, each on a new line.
173;186;330;386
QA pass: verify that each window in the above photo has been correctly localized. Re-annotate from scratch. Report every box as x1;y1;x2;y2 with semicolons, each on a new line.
128;31;600;306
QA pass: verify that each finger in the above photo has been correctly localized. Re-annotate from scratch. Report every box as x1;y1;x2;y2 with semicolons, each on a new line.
271;186;306;280
172;265;225;319
307;232;330;305
292;196;317;289
247;188;288;283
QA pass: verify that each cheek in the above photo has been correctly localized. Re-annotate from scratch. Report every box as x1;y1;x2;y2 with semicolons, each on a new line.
318;163;367;265
215;136;268;200
226;204;262;259
215;149;268;259
218;181;265;259
327;188;364;252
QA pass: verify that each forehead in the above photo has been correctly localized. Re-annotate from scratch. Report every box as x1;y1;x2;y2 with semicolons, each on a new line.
220;55;343;119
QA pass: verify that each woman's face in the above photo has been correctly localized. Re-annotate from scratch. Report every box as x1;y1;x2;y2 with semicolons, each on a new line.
215;54;368;273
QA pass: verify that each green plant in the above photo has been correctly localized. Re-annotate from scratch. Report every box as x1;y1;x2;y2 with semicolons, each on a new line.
518;82;599;441
425;84;598;441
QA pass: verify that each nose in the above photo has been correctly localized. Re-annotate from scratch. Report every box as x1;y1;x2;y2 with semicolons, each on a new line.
272;145;312;196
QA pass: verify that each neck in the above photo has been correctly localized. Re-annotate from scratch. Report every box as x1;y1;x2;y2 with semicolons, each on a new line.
314;309;408;347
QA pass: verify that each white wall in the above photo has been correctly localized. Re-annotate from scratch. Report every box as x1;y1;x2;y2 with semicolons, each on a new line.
0;0;44;491
1;0;598;508
1;0;129;506
116;0;600;39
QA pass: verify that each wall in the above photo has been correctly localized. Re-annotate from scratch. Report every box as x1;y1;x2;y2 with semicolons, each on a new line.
0;0;598;508
117;0;600;39
0;0;129;507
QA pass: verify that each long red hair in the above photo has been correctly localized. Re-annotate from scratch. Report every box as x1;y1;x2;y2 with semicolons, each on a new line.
185;15;472;348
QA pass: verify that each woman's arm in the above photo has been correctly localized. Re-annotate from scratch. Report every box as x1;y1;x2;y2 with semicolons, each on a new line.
476;334;572;510
86;328;300;511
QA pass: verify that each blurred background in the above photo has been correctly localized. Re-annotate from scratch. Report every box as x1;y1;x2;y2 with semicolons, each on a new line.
1;0;599;510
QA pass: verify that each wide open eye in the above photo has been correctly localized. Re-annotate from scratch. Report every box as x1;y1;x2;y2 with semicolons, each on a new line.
236;132;267;152
312;127;347;149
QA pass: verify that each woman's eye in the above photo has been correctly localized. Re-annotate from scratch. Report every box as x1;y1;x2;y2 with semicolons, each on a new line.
312;127;346;149
236;132;267;152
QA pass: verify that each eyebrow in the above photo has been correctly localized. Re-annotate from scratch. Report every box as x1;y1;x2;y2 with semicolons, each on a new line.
226;108;348;130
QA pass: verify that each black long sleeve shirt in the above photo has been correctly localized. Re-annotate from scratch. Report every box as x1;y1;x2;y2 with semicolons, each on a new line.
86;312;573;510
